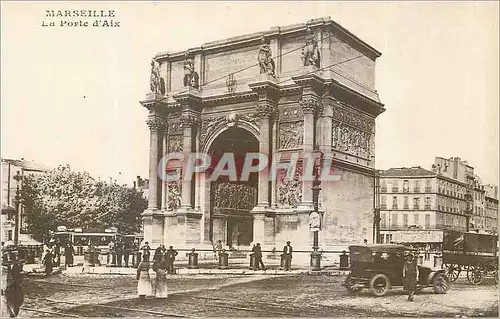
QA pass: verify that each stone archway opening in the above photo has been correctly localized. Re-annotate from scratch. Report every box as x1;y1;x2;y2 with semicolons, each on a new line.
208;127;259;249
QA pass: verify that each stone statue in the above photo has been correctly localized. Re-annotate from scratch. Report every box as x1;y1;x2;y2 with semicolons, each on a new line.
150;59;165;95
183;54;200;89
301;27;320;68
309;211;321;231
258;36;276;78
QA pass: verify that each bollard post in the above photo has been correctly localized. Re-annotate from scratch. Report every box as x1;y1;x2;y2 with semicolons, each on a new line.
188;248;199;269
219;250;229;269
249;253;254;270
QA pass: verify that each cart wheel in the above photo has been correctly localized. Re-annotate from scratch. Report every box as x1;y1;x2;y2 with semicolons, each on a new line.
344;274;363;293
370;273;391;297
432;272;450;294
443;263;461;282
467;264;485;285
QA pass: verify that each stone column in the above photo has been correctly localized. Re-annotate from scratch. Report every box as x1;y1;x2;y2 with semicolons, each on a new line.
179;112;199;212
146;114;165;210
292;73;324;213
161;130;169;210
249;78;280;246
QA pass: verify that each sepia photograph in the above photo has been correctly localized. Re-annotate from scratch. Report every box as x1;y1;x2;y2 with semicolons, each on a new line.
1;1;498;317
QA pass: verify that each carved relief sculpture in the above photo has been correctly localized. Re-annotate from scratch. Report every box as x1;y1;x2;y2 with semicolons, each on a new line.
257;36;276;78
279;122;304;149
213;182;257;210
150;59;165;95
199;114;258;150
167;181;182;211
301;27;320;68
183;53;200;89
278;164;303;208
168;135;183;153
332;120;373;159
180;112;200;128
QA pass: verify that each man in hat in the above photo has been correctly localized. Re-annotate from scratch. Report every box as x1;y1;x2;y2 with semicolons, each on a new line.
3;250;24;317
282;241;293;271
252;243;265;270
402;251;419;301
165;246;178;274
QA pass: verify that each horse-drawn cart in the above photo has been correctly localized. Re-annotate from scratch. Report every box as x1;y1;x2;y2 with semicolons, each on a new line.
442;230;498;285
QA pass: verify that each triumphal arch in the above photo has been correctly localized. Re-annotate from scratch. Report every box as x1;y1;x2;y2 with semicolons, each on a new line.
140;18;385;257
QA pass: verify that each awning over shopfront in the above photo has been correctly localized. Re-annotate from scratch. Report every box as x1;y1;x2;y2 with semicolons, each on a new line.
393;230;443;243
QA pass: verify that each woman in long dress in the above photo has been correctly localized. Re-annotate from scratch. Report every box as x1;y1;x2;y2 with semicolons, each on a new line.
155;253;168;299
136;255;152;301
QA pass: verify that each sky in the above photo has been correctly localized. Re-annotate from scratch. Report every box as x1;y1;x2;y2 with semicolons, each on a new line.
1;1;498;186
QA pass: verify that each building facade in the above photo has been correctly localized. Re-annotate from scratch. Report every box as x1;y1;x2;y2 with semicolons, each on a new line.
379;157;498;264
1;158;48;243
484;184;499;234
140;18;385;256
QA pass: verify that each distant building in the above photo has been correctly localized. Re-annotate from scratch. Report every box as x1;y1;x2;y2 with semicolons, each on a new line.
378;156;498;265
1;158;49;243
484;184;499;234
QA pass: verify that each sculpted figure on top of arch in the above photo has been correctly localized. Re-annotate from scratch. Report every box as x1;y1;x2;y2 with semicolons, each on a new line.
301;27;320;68
150;59;165;95
258;36;276;78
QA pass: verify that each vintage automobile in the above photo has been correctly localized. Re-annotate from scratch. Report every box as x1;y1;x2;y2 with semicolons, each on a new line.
343;244;450;296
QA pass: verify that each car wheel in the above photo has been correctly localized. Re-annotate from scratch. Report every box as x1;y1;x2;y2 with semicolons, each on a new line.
345;274;363;293
369;273;391;297
432;273;450;294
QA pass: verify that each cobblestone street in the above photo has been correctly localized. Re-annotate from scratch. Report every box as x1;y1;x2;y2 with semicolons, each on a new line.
19;273;498;317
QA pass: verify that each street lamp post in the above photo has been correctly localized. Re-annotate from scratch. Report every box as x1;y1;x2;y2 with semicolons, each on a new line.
310;151;323;271
13;171;23;246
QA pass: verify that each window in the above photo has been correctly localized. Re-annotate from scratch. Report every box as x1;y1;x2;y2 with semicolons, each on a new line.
381;213;387;228
381;196;387;209
403;214;408;227
403;180;409;192
413;197;420;209
425;197;431;209
7;230;13;241
392;213;398;227
414;214;419;225
425;214;431;229
381;179;387;192
404;196;409;209
425;179;432;192
414;180;420;192
386;234;392;244
392;180;399;192
392;196;398;209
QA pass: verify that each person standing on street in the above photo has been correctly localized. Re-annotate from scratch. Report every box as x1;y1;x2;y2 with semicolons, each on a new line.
136;255;152;301
4;251;24;317
282;241;293;271
165;246;178;274
42;249;53;277
154;252;168;299
252;243;265;270
402;251;419;301
64;243;75;267
141;242;151;262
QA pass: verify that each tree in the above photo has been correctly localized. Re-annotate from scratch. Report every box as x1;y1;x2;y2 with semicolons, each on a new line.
21;165;147;241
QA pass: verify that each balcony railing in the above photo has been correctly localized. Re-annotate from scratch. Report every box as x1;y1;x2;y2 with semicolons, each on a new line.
403;188;409;193
392;205;398;209
381;187;387;192
380;204;387;209
424;205;432;210
413;188;421;192
413;205;420;210
425;187;432;192
391;188;399;192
